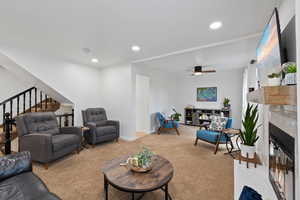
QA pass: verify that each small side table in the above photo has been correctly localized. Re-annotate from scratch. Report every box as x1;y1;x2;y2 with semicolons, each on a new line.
222;128;241;158
81;126;90;149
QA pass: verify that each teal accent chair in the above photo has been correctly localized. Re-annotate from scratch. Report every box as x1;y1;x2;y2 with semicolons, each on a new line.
194;118;233;154
156;112;180;135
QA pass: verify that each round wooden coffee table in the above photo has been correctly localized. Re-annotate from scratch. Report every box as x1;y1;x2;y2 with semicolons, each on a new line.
102;155;174;200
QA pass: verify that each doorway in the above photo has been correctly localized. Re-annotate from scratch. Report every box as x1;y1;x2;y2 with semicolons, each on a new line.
135;74;150;138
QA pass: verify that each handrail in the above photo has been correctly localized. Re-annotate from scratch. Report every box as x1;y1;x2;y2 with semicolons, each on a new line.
0;86;36;106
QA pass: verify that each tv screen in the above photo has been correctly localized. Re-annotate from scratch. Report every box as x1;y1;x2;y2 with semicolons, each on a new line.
256;8;282;87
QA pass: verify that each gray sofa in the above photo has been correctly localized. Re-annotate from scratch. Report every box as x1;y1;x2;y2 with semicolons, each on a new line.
0;151;61;200
82;108;119;146
16;112;82;169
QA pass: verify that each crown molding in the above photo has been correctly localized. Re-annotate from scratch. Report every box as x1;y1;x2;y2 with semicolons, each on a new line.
132;32;261;64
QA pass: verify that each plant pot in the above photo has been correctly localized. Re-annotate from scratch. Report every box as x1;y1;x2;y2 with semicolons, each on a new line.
284;73;296;85
240;144;256;159
268;77;281;86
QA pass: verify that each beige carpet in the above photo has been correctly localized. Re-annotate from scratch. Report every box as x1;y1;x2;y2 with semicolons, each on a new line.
31;126;233;200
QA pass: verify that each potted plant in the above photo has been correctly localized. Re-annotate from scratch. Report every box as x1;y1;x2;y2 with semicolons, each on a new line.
171;108;182;121
126;147;155;172
282;62;297;85
223;98;230;109
240;103;260;159
267;72;281;86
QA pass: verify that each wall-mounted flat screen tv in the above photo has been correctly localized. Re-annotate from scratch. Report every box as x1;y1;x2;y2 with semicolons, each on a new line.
256;8;282;87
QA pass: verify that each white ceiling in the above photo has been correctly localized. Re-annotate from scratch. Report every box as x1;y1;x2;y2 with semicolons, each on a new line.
0;0;279;67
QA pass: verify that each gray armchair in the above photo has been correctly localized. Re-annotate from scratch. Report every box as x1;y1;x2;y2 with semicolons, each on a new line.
16;112;82;169
82;108;119;146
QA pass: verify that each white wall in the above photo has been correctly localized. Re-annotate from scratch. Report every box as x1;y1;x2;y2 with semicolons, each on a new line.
134;65;178;132
97;64;136;140
136;74;150;133
175;69;244;128
0;66;31;102
0;47;103;126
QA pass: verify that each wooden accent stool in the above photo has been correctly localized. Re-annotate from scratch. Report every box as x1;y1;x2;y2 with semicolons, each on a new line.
102;155;174;200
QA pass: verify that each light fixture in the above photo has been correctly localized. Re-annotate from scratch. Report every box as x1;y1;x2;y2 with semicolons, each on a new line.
209;21;222;30
91;58;99;63
131;45;141;52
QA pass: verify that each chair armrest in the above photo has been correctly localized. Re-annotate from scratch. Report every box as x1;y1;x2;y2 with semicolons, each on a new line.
0;151;32;181
19;133;52;162
106;120;120;137
60;127;82;138
86;122;97;128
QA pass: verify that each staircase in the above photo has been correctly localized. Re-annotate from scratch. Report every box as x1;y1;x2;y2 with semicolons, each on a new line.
0;86;62;154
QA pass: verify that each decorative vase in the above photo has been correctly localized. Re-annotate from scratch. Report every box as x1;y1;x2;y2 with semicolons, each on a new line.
284;73;296;85
268;78;281;86
240;144;256;159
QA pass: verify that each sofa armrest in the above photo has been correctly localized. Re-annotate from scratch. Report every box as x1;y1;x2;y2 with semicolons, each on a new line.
60;127;82;139
19;133;52;163
0;151;32;181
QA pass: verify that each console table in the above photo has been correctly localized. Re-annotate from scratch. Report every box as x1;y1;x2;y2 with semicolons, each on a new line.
184;108;231;126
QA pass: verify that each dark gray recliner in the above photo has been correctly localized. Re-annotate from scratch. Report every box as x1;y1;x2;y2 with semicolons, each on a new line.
0;151;61;200
16;112;82;169
82;108;119;146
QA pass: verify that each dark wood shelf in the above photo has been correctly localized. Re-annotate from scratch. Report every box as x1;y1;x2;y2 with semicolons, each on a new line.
247;85;297;105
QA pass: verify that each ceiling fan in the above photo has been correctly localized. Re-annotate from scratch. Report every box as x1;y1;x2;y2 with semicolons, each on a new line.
190;66;216;76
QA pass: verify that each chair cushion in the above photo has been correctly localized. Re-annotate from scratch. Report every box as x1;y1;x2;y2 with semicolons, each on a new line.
52;134;79;152
23;112;59;135
85;108;107;126
163;120;179;128
197;130;227;143
95;126;117;137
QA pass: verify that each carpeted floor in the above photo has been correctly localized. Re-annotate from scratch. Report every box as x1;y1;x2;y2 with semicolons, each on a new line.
31;126;233;200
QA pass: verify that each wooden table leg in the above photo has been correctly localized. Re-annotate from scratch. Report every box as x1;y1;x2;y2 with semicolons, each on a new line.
132;193;134;200
165;184;168;200
104;176;108;200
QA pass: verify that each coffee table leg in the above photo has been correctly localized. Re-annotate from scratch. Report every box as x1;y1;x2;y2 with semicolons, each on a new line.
165;184;168;200
132;193;134;200
104;176;108;200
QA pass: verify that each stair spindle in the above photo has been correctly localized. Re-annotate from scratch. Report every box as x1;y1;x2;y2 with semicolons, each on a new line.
29;90;32;111
23;93;26;113
2;104;6;131
17;97;19;115
59;116;62;128
10;100;13;131
40;91;43;110
35;88;37;112
71;109;74;126
45;95;48;110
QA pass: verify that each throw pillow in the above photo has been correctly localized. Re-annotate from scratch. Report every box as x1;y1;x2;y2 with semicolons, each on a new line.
209;116;228;131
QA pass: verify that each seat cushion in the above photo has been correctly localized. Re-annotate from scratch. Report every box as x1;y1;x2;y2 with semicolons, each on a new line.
0;172;60;200
163;120;179;128
52;134;79;152
95;126;117;137
197;130;227;143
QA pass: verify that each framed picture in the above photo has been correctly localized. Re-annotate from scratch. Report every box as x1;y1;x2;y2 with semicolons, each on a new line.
197;87;217;102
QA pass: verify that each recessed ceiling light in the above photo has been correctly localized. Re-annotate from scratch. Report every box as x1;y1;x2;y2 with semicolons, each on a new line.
131;45;141;52
209;21;222;30
91;58;99;63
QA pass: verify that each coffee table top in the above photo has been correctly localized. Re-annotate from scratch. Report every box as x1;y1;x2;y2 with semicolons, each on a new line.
102;155;174;192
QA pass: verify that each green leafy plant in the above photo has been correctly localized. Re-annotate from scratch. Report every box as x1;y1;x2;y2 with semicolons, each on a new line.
286;65;297;73
134;147;154;168
171;108;182;121
241;103;260;146
223;98;230;107
267;73;281;78
282;62;297;74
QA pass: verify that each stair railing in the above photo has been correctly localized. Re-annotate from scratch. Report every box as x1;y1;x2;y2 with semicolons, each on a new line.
0;86;58;128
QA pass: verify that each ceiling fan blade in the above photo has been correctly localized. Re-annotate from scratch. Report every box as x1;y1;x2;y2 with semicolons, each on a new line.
202;70;216;73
